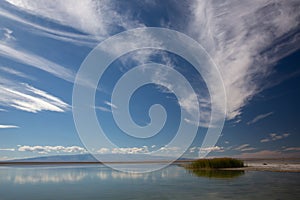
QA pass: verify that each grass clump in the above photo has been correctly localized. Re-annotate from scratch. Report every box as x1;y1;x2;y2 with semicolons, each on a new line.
187;158;244;169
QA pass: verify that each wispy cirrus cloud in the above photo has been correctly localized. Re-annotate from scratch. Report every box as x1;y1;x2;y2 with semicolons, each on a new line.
0;79;69;113
0;0;146;87
104;101;117;109
0;27;74;83
95;101;118;112
0;66;33;80
0;124;18;129
2;0;143;45
0;5;98;47
0;43;75;83
247;112;274;125
283;147;300;151
189;0;300;120
260;133;290;143
95;106;111;113
234;144;256;152
2;0;299;126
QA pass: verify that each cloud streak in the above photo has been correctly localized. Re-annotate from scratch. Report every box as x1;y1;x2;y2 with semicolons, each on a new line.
284;147;300;151
0;66;33;80
0;124;18;129
260;133;290;143
0;43;75;83
189;0;300;119
247;112;274;125
234;144;256;152
0;80;69;113
2;0;143;45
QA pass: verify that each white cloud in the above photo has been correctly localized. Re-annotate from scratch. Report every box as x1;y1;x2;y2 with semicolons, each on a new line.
0;66;33;80
104;101;117;109
189;0;300;119
95;101;117;113
97;148;110;154
95;106;111;112
18;145;87;154
199;146;223;152
0;27;15;42
284;147;300;151
0;81;69;113
148;60;213;128
234;144;250;151
0;124;19;129
0;43;75;82
1;0;298;127
189;146;197;153
4;0;143;44
260;133;290;143
0;7;98;47
240;147;256;152
247;112;274;125
111;146;149;154
2;1;210;128
227;144;256;152
5;0;107;36
0;148;15;151
155;146;182;157
0;1;147;92
260;138;270;143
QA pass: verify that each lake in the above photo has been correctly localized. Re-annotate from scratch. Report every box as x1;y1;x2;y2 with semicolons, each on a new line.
0;164;299;200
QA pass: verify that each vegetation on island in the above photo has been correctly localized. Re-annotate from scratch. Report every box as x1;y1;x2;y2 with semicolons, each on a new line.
186;158;244;169
183;158;245;179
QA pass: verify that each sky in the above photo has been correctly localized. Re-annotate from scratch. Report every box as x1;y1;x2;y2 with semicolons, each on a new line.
0;0;300;160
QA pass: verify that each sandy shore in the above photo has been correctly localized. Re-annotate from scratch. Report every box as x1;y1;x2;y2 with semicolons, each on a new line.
223;159;300;172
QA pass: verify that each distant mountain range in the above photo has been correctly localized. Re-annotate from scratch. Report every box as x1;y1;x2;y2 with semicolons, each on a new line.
4;154;191;163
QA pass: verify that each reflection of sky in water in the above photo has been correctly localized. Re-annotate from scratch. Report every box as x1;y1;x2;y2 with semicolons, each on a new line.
0;164;183;184
0;165;299;200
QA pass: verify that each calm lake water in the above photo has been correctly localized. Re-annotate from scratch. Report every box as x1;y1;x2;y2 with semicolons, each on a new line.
0;164;299;200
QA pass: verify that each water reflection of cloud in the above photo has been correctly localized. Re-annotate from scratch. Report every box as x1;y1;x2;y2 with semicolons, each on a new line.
0;167;88;184
96;165;183;181
14;172;86;184
0;165;184;184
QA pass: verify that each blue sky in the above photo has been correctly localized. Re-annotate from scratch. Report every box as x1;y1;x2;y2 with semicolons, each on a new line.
0;0;300;160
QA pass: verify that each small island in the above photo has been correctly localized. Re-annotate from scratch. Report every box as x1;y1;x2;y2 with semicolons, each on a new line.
183;157;300;173
185;158;244;170
182;158;245;178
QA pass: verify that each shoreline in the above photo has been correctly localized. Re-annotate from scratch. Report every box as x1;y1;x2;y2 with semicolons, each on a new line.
221;166;300;173
0;160;194;165
1;159;300;172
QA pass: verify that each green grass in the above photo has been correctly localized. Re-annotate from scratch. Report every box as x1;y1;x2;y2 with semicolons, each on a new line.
186;158;244;169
